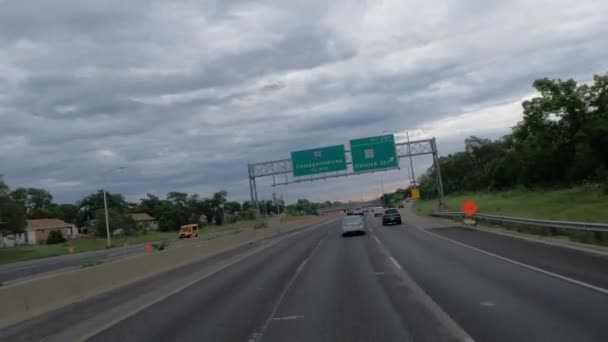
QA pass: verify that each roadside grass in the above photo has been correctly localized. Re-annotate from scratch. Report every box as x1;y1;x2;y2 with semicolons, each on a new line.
0;218;274;265
0;231;176;265
280;215;318;223
414;185;608;246
415;185;608;223
211;219;264;231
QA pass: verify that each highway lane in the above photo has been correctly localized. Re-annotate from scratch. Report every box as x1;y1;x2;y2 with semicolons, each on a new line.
372;217;608;342
87;219;465;342
0;230;237;284
89;215;608;342
426;225;608;289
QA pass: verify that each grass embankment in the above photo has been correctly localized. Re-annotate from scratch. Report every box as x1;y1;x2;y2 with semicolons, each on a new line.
415;185;608;245
219;219;265;230
280;215;319;223
0;220;265;265
0;231;177;265
415;186;608;223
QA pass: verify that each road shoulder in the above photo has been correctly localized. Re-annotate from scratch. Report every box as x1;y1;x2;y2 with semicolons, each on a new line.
404;204;608;257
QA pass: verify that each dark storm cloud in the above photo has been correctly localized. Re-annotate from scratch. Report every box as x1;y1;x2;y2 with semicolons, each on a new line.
1;0;607;203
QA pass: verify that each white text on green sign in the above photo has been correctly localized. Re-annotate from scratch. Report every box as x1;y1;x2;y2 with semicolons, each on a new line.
350;134;399;172
291;145;347;177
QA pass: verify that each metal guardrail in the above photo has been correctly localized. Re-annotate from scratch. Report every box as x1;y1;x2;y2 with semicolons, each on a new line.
432;211;608;233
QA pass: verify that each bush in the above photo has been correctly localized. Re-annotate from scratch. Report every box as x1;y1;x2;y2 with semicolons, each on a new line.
253;220;268;229
47;230;66;244
243;208;257;220
225;215;238;224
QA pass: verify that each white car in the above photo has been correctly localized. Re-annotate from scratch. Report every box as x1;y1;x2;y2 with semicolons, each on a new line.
341;215;366;237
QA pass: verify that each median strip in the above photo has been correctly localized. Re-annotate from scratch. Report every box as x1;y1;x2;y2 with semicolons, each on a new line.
0;214;338;330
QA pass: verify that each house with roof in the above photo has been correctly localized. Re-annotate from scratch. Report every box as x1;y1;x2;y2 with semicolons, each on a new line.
129;213;158;231
26;218;76;245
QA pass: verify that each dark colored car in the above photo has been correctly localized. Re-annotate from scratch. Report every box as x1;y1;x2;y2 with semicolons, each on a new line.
382;208;402;225
398;203;404;208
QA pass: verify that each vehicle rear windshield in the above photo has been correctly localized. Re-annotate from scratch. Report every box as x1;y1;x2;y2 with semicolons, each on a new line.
385;209;398;214
343;217;362;223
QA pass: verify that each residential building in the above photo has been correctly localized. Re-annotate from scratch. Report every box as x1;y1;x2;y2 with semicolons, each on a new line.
129;213;158;231
26;218;75;245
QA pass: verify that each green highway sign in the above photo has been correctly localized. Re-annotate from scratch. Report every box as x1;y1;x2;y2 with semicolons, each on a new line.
291;145;347;177
350;134;399;172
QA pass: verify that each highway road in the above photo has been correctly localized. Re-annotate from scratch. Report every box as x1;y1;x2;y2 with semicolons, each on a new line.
0;230;238;284
2;211;608;342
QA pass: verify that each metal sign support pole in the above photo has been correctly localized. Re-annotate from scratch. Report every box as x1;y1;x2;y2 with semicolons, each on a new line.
406;131;416;187
252;175;260;216
247;164;257;217
431;138;446;209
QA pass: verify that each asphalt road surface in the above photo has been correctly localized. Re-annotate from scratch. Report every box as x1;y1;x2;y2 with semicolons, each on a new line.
3;214;608;342
0;230;237;284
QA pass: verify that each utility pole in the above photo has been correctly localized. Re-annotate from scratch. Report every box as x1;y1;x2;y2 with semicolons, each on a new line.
102;166;127;248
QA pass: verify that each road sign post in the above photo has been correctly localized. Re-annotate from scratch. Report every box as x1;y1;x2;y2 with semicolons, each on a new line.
291;145;347;177
350;135;399;173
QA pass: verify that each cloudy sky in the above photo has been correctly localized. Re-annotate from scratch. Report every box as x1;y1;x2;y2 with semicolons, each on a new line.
1;0;607;204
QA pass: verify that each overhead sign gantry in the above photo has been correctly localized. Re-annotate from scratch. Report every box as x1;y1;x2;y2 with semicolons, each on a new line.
247;135;446;210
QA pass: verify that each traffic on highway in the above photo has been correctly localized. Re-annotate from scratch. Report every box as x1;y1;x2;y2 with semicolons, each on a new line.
1;206;607;342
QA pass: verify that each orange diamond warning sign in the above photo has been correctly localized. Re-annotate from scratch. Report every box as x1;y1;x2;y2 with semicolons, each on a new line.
461;200;478;217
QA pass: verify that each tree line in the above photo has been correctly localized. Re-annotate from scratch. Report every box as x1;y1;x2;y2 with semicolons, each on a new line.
0;178;337;238
417;73;608;199
285;199;336;215
0;181;288;237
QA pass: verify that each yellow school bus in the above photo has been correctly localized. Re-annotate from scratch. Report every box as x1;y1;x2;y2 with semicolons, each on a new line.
178;224;199;239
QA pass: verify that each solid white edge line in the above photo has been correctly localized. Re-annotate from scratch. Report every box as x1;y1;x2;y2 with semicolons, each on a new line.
372;230;476;342
416;226;608;296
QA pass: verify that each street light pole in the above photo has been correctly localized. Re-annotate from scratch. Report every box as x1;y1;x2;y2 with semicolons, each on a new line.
217;184;239;223
102;166;126;248
102;189;111;247
380;177;385;207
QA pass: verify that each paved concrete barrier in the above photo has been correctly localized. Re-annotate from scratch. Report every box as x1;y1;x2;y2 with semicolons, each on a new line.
0;214;339;329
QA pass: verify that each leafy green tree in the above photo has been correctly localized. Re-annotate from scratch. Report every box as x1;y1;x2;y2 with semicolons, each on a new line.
77;190;127;227
94;208;136;237
418;72;608;197
9;187;54;214
0;198;27;236
167;192;189;207
225;201;242;214
57;204;79;224
26;188;54;210
9;187;28;206
0;181;27;236
242;201;253;212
